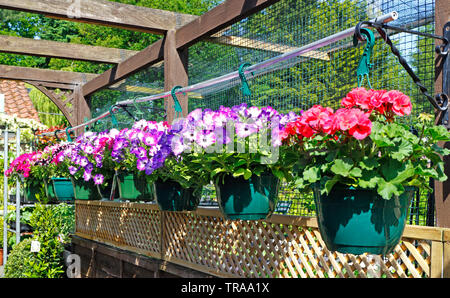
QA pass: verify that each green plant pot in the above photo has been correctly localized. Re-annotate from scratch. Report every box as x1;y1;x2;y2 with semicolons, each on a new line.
214;173;280;220
51;178;74;201
44;179;57;201
71;178;101;201
153;179;200;211
117;173;153;201
313;184;415;255
24;183;41;202
97;178;120;200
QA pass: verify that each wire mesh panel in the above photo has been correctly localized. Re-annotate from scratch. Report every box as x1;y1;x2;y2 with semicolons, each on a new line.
89;63;166;132
187;0;437;225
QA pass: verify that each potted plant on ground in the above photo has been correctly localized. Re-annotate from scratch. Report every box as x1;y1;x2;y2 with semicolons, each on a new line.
281;88;450;255
170;104;298;220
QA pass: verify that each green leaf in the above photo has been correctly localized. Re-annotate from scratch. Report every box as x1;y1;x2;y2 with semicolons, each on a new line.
330;158;354;177
377;179;403;200
232;168;245;177
357;170;381;189
303;166;320;183
390;140;413;161
243;168;252;180
324;176;340;195
359;157;379;170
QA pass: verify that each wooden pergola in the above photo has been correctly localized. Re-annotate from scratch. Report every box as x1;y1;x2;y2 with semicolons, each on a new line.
0;0;449;228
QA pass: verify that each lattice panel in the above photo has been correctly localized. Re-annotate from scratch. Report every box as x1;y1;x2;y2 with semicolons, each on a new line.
76;201;161;258
75;201;449;278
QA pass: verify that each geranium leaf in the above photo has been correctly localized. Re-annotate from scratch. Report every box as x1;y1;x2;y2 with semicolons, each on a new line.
377;179;403;200
330;158;354;177
303;166;320;183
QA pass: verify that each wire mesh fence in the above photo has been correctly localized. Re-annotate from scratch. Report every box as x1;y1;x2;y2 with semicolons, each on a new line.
89;0;438;226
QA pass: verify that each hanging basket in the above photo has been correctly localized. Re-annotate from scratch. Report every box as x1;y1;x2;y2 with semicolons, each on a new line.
24;183;42;202
153;179;200;212
97;178;120;200
44;179;57;201
71;177;101;200
117;172;153;201
214;173;280;220
51;178;75;202
313;184;415;255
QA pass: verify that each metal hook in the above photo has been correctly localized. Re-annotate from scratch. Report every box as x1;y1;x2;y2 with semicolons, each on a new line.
54;129;61;141
65;126;72;142
353;25;375;88
109;104;119;128
171;86;184;120
238;63;252;98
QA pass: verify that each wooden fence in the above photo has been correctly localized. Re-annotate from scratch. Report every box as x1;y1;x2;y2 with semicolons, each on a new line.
75;200;450;278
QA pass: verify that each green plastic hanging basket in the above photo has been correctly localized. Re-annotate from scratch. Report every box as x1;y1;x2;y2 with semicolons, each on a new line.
44;179;57;201
117;172;153;201
51;178;74;201
24;183;41;202
71;177;101;201
153;179;200;212
214;173;280;220
97;178;120;200
313;184;415;255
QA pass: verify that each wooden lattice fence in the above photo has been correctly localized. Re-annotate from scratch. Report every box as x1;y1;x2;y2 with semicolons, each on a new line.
75;200;450;278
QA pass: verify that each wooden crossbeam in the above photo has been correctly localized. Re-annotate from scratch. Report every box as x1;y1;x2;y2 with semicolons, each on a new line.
82;0;282;97
0;65;98;85
207;35;330;61
0;0;198;34
0;35;139;64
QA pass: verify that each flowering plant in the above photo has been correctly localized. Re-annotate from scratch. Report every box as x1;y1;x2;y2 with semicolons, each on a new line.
169;104;299;186
110;120;171;180
282;88;450;200
63;130;117;186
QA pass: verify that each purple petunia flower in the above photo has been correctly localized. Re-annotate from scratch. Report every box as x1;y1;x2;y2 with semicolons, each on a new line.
137;157;148;171
195;130;216;148
235;122;259;138
69;166;78;175
93;174;104;185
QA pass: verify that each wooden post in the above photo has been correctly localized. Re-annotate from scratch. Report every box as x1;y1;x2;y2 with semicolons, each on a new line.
444;229;450;278
73;86;91;136
434;0;450;228
164;29;189;124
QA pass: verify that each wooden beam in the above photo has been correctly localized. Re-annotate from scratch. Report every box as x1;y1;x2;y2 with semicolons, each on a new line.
82;39;165;96
207;35;330;61
81;0;281;97
434;0;450;228
175;0;281;49
0;64;98;85
0;35;139;64
29;83;76;126
73;86;91;135
164;29;189;124
0;0;198;35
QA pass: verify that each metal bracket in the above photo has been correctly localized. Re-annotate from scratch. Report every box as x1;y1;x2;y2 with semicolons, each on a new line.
441;22;450;128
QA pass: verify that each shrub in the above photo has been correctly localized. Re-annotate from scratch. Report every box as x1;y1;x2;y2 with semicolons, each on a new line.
3;238;33;278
